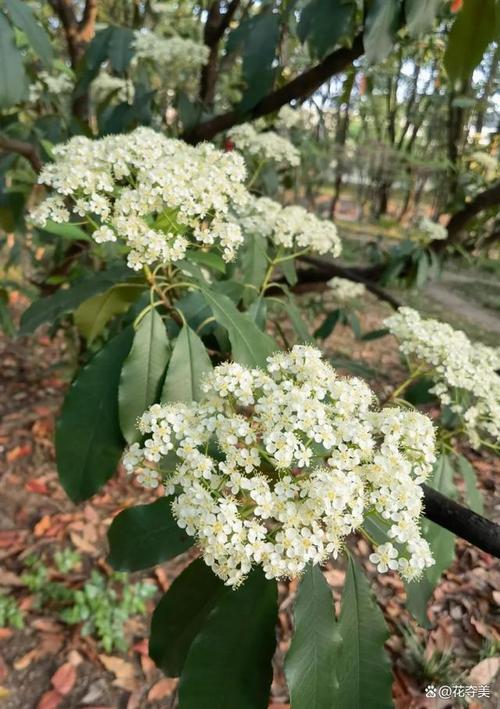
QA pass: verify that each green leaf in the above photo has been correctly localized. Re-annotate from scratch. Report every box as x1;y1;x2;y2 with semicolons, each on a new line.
404;0;442;37
281;258;298;287
39;220;90;241
347;311;362;338
149;559;226;676
241;234;268;305
19;266;132;335
285;565;340;708
56;327;133;503
108;26;134;73
282;298;311;343
119;309;170;444
0;12;27;108
360;328;389;342
415;250;429;288
403;376;437;406
298;0;354;59
187;250;227;274
228;12;280;111
314;309;340;339
161;324;212;403
430;453;457;500
178;568;278;709
74;284;142;343
107;497;192;571
445;0;496;85
456;455;483;514
200;286;277;367
4;0;53;67
336;555;393;709
363;0;401;64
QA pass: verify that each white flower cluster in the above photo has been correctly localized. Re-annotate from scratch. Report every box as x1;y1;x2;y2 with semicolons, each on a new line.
385;307;500;448
327;277;366;302
30;127;249;270
132;30;208;92
29;71;73;101
123;345;435;587
228;123;300;168
235;195;342;257
91;73;134;105
417;217;448;242
275;105;304;131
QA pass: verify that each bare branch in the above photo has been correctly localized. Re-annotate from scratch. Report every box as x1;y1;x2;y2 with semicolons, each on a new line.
185;33;364;143
0;136;42;172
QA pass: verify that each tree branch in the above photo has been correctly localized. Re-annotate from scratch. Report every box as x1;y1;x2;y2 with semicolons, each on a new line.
185;32;364;143
200;1;241;106
0;136;42;172
445;181;500;243
422;484;500;558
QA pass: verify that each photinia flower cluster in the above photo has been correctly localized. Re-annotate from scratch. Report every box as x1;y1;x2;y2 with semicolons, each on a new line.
327;277;366;302
123;346;435;587
30;127;248;270
228;123;301;168
385;307;500;448
235;194;342;257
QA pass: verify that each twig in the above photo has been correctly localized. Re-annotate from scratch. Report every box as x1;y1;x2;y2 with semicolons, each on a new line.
0;136;42;172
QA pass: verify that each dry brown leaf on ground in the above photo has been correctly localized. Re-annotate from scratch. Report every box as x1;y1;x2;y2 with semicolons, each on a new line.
37;689;63;709
147;677;178;701
98;655;137;691
468;657;500;685
51;662;77;695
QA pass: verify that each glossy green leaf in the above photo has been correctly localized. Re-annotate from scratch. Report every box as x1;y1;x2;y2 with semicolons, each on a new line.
56;327;133;502
298;0;354;59
107;497;192;571
200;286;277;367
404;0;442;37
336;555;393;709
314;309;340;339
108;25;134;73
241;233;268;305
74;284;142;343
4;0;53;67
228;12;280;111
119;309;170;444
285;564;340;708
281;258;298;287
161;324;212;403
456;455;483;515
38;220;91;241
0;13;27;108
178;568;278;709
187;250;227;274
282;299;311;343
363;0;400;64
149;559;226;676
444;0;496;84
19;266;132;335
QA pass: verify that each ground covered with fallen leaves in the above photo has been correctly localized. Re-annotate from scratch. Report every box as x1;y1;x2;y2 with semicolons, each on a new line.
0;294;498;709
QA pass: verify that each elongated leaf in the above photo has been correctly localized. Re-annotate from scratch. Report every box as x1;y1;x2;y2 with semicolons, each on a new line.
107;498;192;571
74;284;142;343
56;327;133;502
282;299;311;343
241;234;268;305
149;559;226;676
119;309;170;443
4;0;53;67
314;309;340;339
200;286;277;367
444;0;496;84
430;453;457;499
38;220;90;241
108;25;134;73
363;0;400;64
456;454;483;515
19;266;132;335
161;324;212;403
404;0;443;37
298;0;355;59
285;565;340;708
187;250;226;274
178;568;278;709
0;13;27;108
336;556;392;709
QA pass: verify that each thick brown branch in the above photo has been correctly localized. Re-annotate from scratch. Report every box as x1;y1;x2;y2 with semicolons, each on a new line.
200;0;241;105
0;137;42;172
445;181;500;242
186;33;364;143
78;0;98;43
422;484;500;558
